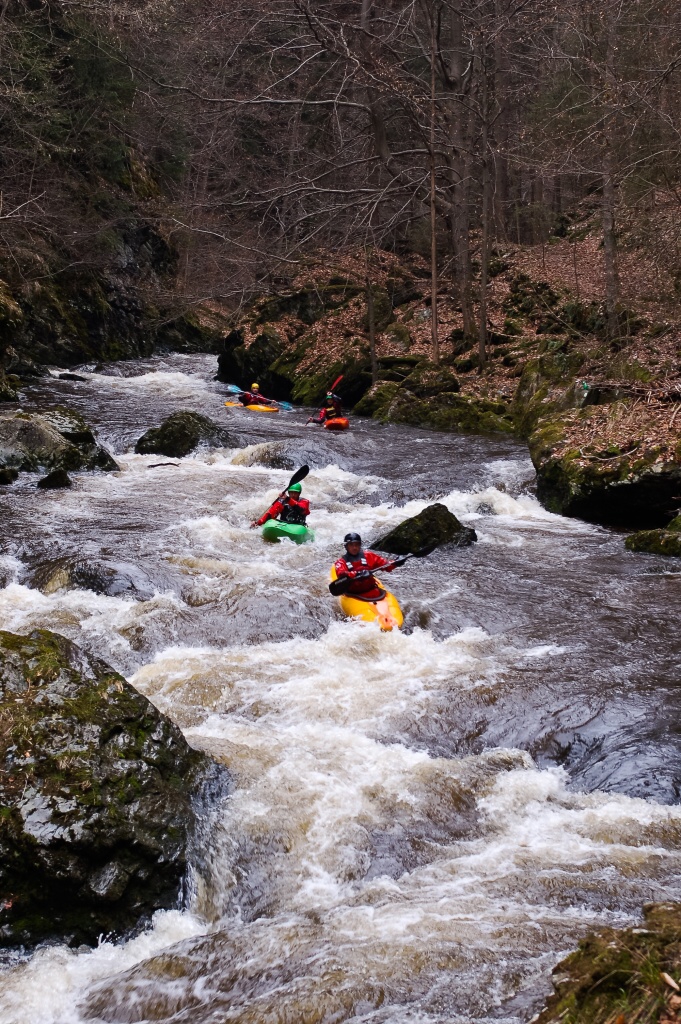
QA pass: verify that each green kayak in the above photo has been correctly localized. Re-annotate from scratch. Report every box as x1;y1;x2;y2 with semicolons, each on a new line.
261;521;314;544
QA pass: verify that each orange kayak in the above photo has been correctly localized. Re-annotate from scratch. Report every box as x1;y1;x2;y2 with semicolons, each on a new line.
324;417;350;431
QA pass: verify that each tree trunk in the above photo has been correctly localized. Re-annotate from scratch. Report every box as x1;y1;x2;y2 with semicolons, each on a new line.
366;254;378;385
430;3;439;364
447;6;475;342
603;15;620;341
478;48;492;371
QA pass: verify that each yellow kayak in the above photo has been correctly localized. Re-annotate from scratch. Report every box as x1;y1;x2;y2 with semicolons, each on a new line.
224;401;279;413
329;565;403;632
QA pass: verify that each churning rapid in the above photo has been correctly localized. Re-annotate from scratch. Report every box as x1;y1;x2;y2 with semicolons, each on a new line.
1;354;680;1024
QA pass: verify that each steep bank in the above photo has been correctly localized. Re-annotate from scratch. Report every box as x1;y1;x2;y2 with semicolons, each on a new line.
0;3;225;403
215;242;680;530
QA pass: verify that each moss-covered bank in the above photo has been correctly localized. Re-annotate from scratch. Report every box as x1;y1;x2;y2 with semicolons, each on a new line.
534;903;681;1024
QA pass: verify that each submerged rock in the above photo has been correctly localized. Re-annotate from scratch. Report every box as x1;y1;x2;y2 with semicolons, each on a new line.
534;902;681;1024
37;468;72;490
0;629;223;948
28;555;157;599
0;408;118;476
0;468;18;485
625;514;681;557
135;410;233;457
231;439;331;471
374;502;477;555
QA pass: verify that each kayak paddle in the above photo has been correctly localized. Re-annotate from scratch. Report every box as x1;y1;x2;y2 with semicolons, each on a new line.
306;374;344;424
328;543;435;595
251;465;310;527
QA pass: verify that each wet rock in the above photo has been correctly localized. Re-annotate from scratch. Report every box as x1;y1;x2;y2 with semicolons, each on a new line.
0;628;224;948
28;556;156;599
0;408;118;476
57;372;88;382
37;468;72;490
232;441;295;471
625;515;681;557
0;468;18;485
231;439;331;471
374;502;477;555
534;902;681;1024
0;370;19;403
135;411;233;458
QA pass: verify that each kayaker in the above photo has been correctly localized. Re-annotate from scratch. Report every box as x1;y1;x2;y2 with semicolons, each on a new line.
311;391;343;424
334;532;407;599
239;383;272;407
250;482;310;529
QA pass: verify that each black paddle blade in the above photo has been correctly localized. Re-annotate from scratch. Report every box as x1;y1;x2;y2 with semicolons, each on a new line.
329;576;352;597
288;465;309;489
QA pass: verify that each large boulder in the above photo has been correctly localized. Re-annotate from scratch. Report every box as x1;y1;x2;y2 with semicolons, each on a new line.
0;408;118;475
625;514;681;557
374;502;477;555
0;629;223;948
135;411;233;458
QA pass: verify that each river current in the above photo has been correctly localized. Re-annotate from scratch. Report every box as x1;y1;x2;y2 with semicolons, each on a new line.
1;354;680;1024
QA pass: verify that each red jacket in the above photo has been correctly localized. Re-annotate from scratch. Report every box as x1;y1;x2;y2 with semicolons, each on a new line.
257;495;310;526
240;391;271;406
314;396;342;422
334;550;395;597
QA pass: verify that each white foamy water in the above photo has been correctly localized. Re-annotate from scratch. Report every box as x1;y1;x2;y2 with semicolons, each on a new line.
1;355;680;1024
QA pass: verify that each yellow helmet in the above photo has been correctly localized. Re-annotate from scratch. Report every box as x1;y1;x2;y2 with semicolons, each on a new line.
251;383;260;391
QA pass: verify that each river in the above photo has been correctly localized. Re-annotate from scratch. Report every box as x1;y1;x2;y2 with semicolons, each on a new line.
1;353;680;1024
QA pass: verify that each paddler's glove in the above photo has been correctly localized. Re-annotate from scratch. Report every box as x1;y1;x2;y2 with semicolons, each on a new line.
354;570;372;579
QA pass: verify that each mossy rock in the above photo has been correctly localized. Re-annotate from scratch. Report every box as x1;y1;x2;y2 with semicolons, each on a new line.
400;363;460;399
0;410;118;474
534;902;681;1024
383;390;514;435
135;411;233;458
353;382;401;419
0;629;225;948
374;502;477;554
625;528;681;557
384;322;412;350
534;447;681;528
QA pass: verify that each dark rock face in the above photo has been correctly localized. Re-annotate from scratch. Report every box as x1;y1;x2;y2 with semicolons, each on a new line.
0;407;118;476
0;467;19;485
374;502;477;555
534;902;681;1024
0;629;220;948
37;468;72;490
135;411;233;458
216;327;294;400
535;455;681;529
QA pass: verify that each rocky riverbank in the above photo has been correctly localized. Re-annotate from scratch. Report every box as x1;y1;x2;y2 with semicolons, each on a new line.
0;629;226;949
